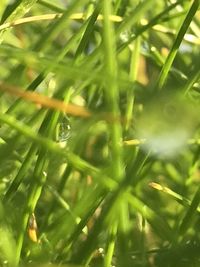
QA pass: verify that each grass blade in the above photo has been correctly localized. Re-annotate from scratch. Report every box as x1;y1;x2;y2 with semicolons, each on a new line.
157;0;199;89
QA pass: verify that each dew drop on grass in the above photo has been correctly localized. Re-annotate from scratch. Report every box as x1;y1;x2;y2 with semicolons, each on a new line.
56;115;71;143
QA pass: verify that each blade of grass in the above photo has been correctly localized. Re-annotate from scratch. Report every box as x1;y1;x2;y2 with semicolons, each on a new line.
3;18;90;116
179;185;200;237
0;83;91;118
70;191;119;264
118;0;185;52
0;13;119;31
116;201;132;267
1;0;38;23
15;82;80;263
0;0;38;44
183;69;200;95
74;6;100;60
77;0;155;78
59;196;106;260
116;0;154;34
0;112;117;190
157;0;199;89
3;145;38;202
15;104;61;264
39;164;72;232
71;148;150;264
102;0;123;181
37;0;65;13
125;148;151;187
127;193;173;241
2;109;46;202
141;42;190;84
34;0;89;52
149;182;200;213
104;222;118;267
50;186;105;247
0;46;133;92
125;36;141;130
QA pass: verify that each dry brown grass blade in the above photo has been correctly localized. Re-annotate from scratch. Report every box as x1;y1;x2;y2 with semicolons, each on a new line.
0;83;91;118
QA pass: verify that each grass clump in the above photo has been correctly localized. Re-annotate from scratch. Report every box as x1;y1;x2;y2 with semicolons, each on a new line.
0;0;200;266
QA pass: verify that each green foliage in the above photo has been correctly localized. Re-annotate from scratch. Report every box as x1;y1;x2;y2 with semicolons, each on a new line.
0;0;200;266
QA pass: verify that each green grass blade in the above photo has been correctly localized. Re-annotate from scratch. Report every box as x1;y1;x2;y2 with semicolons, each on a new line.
157;0;199;89
104;222;118;267
127;193;173;241
75;4;100;60
125;36;141;130
179;185;200;237
34;0;89;52
102;0;123;181
0;111;117;190
116;0;154;34
37;0;65;13
118;0;185;52
184;69;200;95
1;0;38;23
